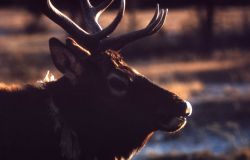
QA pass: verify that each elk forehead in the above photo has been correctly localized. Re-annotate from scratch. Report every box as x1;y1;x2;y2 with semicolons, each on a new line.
95;50;138;78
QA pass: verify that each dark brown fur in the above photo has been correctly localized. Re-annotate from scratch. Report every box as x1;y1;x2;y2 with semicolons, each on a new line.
0;50;187;160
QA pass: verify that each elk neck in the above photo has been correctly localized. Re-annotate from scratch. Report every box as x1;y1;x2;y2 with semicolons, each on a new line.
43;77;155;160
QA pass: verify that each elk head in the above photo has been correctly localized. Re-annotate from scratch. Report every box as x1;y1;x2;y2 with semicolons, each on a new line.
43;0;192;159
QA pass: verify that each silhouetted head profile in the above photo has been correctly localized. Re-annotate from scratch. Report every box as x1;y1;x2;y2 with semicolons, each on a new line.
0;0;193;159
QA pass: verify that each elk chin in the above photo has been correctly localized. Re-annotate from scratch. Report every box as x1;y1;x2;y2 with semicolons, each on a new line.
158;116;187;133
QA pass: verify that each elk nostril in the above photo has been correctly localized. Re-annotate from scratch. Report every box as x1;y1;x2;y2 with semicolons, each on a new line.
184;100;192;116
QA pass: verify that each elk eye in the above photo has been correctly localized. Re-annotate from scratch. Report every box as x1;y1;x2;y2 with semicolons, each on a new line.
107;73;128;96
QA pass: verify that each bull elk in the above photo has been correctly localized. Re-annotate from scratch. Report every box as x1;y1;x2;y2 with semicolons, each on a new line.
0;0;192;160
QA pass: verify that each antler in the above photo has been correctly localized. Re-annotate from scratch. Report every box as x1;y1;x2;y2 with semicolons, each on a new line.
100;5;167;51
44;0;125;53
79;0;125;39
43;0;167;53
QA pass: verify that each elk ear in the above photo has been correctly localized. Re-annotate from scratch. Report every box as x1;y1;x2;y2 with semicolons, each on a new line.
49;38;82;78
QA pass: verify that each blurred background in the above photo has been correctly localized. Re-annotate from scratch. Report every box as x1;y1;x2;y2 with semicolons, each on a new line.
1;0;250;159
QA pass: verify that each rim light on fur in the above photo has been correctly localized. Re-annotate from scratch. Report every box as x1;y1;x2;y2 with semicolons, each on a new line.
37;70;57;84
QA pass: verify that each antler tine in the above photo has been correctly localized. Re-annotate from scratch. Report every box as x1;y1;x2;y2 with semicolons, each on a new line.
99;5;167;51
79;0;101;33
94;0;125;39
79;0;125;39
143;8;167;35
44;0;99;47
95;0;114;14
150;9;167;34
148;4;160;26
84;0;93;8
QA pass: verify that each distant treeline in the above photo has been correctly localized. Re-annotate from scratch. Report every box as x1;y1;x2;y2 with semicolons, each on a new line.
146;0;250;8
1;0;250;10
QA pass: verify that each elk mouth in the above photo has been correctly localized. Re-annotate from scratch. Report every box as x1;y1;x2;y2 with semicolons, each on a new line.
158;116;187;133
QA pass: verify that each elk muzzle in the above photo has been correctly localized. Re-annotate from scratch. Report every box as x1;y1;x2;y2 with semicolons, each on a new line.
131;76;192;133
157;100;192;133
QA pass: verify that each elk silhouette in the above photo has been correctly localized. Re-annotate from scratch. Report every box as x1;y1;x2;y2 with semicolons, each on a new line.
0;0;192;160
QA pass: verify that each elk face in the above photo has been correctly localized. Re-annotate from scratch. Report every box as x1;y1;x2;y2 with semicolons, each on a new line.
49;37;192;134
